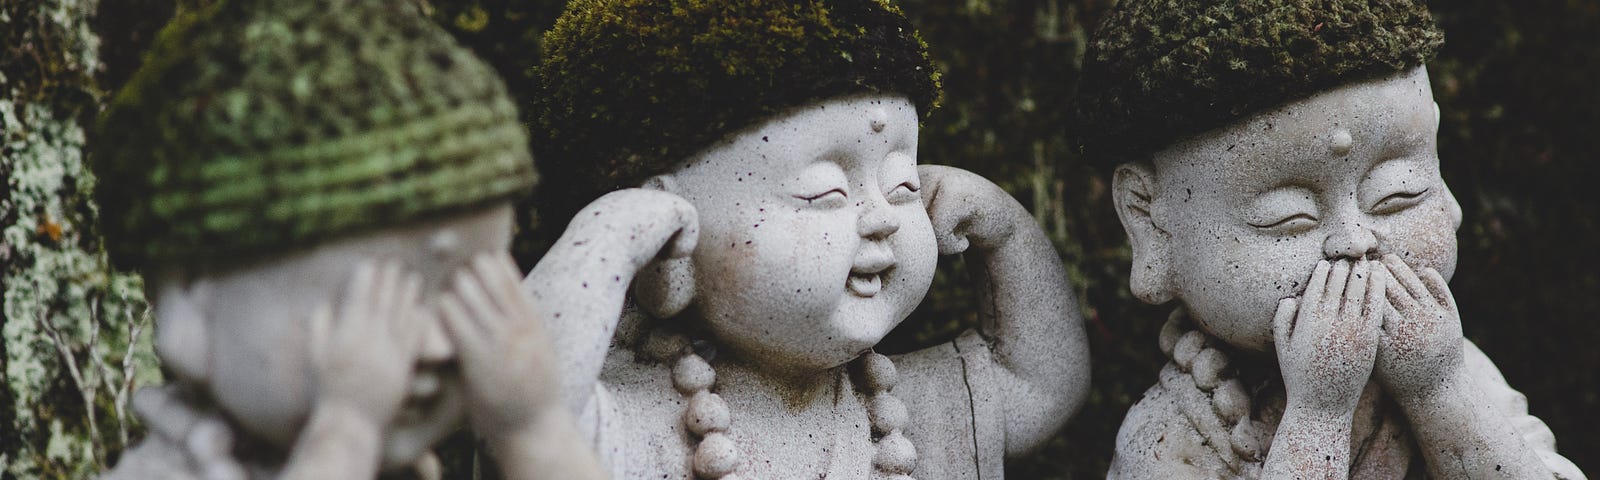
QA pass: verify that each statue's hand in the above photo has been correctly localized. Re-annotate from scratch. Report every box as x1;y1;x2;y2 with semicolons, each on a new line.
307;260;426;430
438;252;562;438
568;188;699;267
918;165;1020;255
1374;254;1465;403
1273;259;1384;417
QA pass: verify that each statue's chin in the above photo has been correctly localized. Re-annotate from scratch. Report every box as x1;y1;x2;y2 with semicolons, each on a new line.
379;381;466;471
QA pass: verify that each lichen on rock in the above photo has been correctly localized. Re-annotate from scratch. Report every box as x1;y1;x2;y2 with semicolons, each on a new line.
2;0;162;477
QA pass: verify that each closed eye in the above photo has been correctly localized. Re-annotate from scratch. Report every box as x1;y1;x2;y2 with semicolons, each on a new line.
1370;188;1429;215
798;188;847;202
1248;214;1318;231
887;182;919;203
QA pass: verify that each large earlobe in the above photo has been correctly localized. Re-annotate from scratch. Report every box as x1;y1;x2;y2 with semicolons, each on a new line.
152;270;211;384
633;174;696;318
1113;162;1175;305
1443;182;1464;231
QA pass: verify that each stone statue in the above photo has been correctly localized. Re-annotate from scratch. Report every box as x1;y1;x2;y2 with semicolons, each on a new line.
1076;1;1587;478
513;0;1091;478
91;0;600;478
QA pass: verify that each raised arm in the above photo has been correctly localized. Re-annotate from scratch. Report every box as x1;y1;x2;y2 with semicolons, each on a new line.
521;189;698;415
284;262;426;480
917;165;1090;456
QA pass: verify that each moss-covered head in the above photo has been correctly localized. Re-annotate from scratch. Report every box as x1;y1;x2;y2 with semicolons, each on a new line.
94;0;536;269
534;0;942;200
1074;0;1443;165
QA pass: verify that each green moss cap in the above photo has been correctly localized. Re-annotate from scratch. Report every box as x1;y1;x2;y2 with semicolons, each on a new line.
535;0;941;196
95;0;535;268
1075;0;1443;164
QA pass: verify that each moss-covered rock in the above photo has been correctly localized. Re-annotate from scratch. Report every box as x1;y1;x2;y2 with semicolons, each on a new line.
2;2;161;477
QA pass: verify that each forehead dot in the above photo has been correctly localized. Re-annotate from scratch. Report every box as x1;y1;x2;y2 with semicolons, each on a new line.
1329;128;1354;156
868;107;887;133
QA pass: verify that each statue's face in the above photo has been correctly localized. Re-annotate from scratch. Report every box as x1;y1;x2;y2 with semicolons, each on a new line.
1140;67;1462;352
152;204;515;470
665;94;937;374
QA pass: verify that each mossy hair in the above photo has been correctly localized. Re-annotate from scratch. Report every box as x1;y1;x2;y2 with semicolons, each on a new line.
535;0;942;197
95;0;535;269
1075;0;1443;165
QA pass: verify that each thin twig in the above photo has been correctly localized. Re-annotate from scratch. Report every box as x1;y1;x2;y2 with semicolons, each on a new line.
36;303;102;465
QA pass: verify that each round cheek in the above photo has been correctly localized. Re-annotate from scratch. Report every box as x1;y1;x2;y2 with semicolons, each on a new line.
693;210;856;350
889;210;937;317
1377;198;1460;278
207;319;312;447
1177;227;1323;352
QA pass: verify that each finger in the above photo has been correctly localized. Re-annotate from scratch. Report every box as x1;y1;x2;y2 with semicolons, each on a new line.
1364;264;1389;329
341;261;378;327
1420;267;1458;315
1341;260;1370;321
375;261;403;319
668;203;700;259
307;302;333;368
393;274;427;356
916;164;944;205
1300;260;1332;312
1273;298;1298;348
453;269;501;335
1323;259;1352;309
1294;260;1332;339
1381;254;1430;303
479;253;531;316
1384;277;1423;314
352;261;401;347
437;294;488;362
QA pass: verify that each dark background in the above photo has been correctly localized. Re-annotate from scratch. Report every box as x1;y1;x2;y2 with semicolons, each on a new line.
84;0;1600;477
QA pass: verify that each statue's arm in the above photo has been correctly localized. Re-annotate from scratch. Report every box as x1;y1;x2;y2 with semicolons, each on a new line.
1399;340;1586;479
283;261;428;480
522;189;698;416
917;165;1090;457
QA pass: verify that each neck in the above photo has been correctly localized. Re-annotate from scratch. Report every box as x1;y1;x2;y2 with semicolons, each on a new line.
712;356;844;411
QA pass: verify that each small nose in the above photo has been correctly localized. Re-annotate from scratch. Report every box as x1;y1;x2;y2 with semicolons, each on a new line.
418;310;455;363
857;195;901;240
1323;222;1379;260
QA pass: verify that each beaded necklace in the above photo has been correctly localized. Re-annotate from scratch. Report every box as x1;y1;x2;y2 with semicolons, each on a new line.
671;347;918;479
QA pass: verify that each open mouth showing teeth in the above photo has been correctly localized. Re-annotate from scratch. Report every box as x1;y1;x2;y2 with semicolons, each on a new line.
847;271;884;297
396;370;446;424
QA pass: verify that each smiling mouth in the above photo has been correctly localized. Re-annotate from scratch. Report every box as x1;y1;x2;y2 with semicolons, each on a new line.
847;270;885;297
395;368;446;425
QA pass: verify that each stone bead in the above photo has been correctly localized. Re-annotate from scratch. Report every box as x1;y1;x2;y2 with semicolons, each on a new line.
1159;312;1186;356
857;352;898;393
873;431;917;474
1173;331;1206;370
1211;378;1250;424
693;433;743;478
1231;420;1264;461
1191;348;1229;390
685;391;732;436
868;394;909;435
674;353;715;394
640;330;690;361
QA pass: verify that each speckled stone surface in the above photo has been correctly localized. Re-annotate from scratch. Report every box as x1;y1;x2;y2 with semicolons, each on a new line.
1107;67;1585;479
524;94;1091;479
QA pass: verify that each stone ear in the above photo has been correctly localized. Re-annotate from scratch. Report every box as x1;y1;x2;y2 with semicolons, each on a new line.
633;174;696;318
1113;162;1176;305
152;270;212;384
